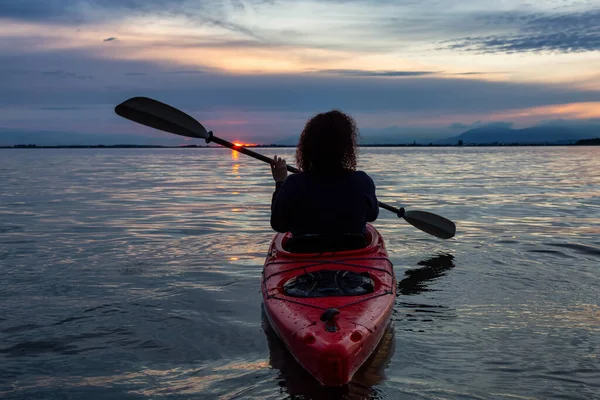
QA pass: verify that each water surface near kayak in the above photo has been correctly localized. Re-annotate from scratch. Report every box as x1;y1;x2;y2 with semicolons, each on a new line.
1;147;599;400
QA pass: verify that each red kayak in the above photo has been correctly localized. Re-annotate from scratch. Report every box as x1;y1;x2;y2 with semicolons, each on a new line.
261;224;396;386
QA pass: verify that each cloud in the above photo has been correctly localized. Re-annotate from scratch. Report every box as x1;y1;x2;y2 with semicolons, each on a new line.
442;10;600;53
166;70;205;74
536;117;600;127
316;69;439;77
451;71;509;76
191;14;265;41
449;122;478;130
0;0;188;22
449;120;518;133
1;0;599;142
122;70;207;76
0;1;74;21
0;0;264;39
36;106;83;110
3;1;599;54
0;128;189;146
479;121;513;129
3;1;599;73
41;70;93;80
2;48;599;114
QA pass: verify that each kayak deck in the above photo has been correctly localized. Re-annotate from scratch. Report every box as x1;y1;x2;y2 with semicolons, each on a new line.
261;224;396;386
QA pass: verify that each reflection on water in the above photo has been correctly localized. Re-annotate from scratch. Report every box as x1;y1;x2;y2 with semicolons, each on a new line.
1;147;599;399
393;254;457;332
397;253;455;296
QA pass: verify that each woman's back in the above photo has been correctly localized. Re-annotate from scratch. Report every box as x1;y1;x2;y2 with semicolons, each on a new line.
271;170;378;236
268;109;379;238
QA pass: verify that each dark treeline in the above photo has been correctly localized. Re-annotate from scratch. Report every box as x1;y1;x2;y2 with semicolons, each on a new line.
574;138;600;145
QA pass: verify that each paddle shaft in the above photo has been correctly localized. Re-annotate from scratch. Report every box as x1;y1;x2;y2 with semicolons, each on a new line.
207;133;405;218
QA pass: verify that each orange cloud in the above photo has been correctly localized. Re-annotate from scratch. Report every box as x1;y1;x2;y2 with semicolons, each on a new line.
349;102;600;131
490;102;600;121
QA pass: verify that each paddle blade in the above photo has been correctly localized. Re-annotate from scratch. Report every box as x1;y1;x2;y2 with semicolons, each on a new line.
403;210;456;239
115;97;209;139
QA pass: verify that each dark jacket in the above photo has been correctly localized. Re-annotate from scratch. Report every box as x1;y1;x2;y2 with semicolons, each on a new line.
270;170;379;236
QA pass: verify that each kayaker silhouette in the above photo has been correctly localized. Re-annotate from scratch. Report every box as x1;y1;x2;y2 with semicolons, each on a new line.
269;110;379;253
112;97;456;388
115;97;456;241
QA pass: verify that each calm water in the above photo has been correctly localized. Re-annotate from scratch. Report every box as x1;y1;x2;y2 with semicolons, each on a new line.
1;147;599;400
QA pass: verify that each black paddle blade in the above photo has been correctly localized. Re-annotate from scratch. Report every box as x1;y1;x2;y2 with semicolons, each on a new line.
115;97;209;139
403;210;456;239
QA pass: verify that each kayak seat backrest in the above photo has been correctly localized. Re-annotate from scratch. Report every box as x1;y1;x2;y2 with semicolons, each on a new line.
284;233;368;254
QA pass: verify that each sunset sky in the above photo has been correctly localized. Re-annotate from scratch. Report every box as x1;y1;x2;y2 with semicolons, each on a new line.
1;0;599;144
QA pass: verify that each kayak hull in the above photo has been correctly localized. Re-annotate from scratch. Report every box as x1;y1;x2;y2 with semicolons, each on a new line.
262;308;396;396
261;224;396;386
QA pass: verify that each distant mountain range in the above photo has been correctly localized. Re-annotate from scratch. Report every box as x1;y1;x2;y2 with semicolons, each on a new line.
273;120;600;146
436;122;600;145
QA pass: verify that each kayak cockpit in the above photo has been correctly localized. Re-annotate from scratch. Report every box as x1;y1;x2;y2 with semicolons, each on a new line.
283;269;375;298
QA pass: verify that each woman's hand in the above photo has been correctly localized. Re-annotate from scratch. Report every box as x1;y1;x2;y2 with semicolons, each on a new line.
271;155;287;183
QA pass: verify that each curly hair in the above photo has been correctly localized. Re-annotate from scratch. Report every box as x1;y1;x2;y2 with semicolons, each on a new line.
296;110;358;173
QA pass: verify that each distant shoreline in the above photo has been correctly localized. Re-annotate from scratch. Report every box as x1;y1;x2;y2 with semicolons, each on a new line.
1;140;599;149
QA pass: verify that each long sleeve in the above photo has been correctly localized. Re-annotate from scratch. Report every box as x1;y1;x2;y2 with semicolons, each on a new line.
365;174;379;222
270;180;293;233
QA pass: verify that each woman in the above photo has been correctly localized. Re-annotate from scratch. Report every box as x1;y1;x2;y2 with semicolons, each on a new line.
270;110;379;247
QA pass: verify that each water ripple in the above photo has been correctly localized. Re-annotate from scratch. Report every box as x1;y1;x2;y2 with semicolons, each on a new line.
1;147;599;399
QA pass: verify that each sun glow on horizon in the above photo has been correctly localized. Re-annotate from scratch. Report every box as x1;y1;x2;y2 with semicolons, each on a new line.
231;142;258;160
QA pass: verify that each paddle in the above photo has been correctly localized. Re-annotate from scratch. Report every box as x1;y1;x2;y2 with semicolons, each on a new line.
115;96;456;239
